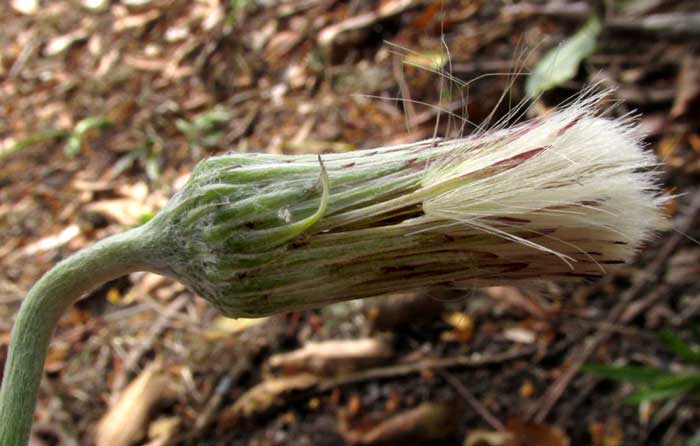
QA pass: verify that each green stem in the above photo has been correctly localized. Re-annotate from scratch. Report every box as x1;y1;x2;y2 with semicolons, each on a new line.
0;226;157;446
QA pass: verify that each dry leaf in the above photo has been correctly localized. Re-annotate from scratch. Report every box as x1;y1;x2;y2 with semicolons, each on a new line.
506;418;570;446
466;419;569;446
671;55;700;118
20;225;81;257
263;31;304;64
82;0;109;11
84;199;149;226
340;401;459;445
442;312;474;343
11;0;38;14
589;417;624;446
657;133;683;169
142;416;180;446
44;30;89;56
96;360;175;446
113;9;161;32
218;374;319;431
465;430;514;446
204;316;268;340
122;272;170;304
266;338;394;377
503;327;536;344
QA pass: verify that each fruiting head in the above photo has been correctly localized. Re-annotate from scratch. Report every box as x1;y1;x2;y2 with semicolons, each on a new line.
145;97;666;317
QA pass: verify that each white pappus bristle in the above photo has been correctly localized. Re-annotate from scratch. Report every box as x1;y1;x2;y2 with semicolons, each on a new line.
419;95;667;277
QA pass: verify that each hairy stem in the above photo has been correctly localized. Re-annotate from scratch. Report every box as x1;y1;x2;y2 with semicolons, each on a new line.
0;225;156;446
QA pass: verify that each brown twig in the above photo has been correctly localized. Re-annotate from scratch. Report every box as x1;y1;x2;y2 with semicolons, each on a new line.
437;369;506;431
111;293;189;396
189;356;252;441
318;346;535;392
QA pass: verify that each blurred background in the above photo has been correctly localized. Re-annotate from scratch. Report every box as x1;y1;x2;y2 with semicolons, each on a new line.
1;1;699;445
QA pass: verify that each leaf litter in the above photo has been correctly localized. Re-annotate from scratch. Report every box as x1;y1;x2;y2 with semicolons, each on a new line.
1;1;700;445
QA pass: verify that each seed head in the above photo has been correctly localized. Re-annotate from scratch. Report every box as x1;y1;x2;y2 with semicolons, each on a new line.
145;95;666;317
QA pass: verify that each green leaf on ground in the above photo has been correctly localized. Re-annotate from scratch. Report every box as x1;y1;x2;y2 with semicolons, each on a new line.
689;432;700;446
582;364;666;385
64;116;112;157
624;374;700;404
658;330;700;363
0;129;68;160
526;15;602;98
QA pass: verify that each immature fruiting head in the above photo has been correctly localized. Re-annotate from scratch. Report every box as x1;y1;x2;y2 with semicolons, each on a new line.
144;95;666;317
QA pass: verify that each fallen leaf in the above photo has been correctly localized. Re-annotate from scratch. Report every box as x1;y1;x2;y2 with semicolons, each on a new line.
218;374;319;431
20;225;81;256
442;312;474;343
264;30;304;64
671;55;700;118
205;316;268;340
589;418;624;446
113;9;161;32
82;0;109;11
96;360;175;446
503;327;536;344
11;0;38;14
44;30;89;56
84;199;152;226
122;272;170;304
466;419;569;446
340;401;460;445
506;418;570;446
465;430;513;446
142;416;180;446
657;133;682;162
266;338;394;377
526;16;602;97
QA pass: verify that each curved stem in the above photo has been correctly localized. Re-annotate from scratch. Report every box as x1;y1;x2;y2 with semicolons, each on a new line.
0;226;156;446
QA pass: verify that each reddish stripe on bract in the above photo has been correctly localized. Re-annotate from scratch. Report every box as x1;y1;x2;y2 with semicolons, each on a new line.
578;200;601;206
485;216;532;224
456;249;499;259
453;146;547;182
557;115;582;136
506;120;543;140
498;262;529;273
491;146;547;169
559;272;603;278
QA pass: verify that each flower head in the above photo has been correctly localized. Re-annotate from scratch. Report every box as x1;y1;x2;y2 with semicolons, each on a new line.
147;95;666;317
